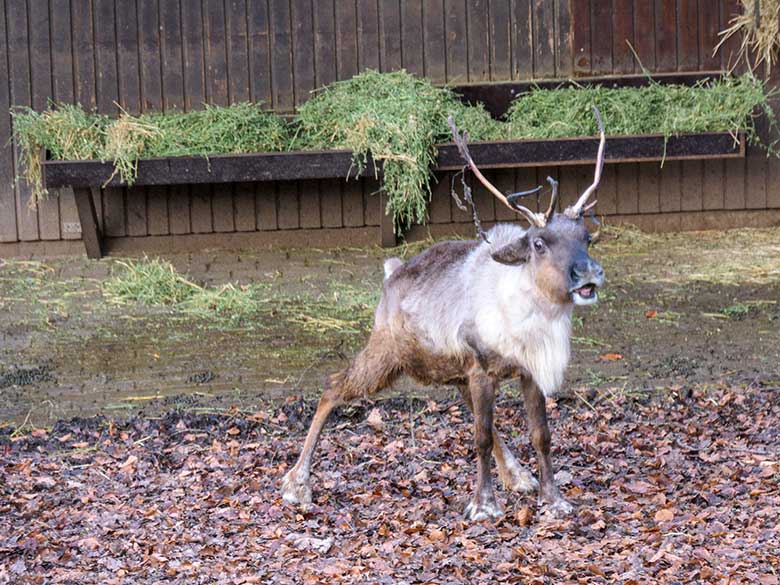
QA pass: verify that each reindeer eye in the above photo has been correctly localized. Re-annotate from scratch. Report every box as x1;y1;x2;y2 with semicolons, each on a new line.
533;238;545;253
586;234;593;245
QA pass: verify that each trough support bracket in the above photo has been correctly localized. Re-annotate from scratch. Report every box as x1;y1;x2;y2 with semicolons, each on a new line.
73;187;104;259
379;192;397;248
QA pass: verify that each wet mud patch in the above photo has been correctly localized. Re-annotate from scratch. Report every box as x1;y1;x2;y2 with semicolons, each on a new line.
1;227;779;427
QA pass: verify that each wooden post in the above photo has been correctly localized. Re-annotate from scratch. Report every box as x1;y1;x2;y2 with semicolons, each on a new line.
73;187;103;259
378;192;396;247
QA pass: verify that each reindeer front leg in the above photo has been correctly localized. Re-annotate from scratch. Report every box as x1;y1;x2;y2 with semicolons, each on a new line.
521;376;573;516
463;368;503;521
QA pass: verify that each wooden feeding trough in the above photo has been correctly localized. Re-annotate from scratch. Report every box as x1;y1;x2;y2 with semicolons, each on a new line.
41;72;746;259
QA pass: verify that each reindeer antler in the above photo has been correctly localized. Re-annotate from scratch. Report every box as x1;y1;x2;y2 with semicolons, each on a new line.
565;106;605;218
448;106;605;229
447;116;546;228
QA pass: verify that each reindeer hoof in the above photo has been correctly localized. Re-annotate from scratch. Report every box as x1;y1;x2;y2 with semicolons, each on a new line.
500;464;539;494
543;498;574;517
281;470;312;510
464;496;504;522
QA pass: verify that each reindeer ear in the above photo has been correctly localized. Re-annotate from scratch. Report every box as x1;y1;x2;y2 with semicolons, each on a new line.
490;236;530;265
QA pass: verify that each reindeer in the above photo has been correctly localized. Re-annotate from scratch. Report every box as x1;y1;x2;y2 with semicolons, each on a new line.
282;108;606;521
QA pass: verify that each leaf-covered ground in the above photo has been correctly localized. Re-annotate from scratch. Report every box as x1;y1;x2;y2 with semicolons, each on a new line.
1;383;777;584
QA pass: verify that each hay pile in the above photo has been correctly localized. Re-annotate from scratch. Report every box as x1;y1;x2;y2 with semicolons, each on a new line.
10;70;779;233
505;74;776;151
295;70;502;230
716;0;780;75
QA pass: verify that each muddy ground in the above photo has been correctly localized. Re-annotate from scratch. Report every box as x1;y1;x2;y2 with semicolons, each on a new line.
0;226;778;425
1;226;779;583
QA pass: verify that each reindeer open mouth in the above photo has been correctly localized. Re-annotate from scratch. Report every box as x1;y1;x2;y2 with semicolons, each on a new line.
570;282;600;305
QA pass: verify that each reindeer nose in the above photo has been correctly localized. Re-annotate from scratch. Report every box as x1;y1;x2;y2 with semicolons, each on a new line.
571;259;604;282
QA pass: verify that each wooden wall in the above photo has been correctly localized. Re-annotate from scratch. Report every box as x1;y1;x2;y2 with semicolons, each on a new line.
0;0;778;254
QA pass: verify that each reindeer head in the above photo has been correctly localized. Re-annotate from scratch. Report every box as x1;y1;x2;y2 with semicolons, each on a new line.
448;107;606;306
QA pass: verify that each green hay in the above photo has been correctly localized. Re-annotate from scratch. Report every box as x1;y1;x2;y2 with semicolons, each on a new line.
10;104;110;201
103;258;198;306
294;69;503;232
505;74;778;155
103;257;264;325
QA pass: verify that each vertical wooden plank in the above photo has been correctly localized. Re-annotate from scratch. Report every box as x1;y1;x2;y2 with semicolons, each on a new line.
162;0;190;235
70;0;102;230
335;0;359;79
29;0;61;241
357;0;381;71
7;0;39;241
655;0;677;71
203;0;232;233
595;164;617;215
702;160;725;210
336;0;361;225
233;183;257;232
468;0;490;81
182;0;207;111
533;0;556;77
277;183;300;229
71;0;97;110
698;0;721;70
363;178;382;226
191;185;214;233
138;0;166;235
677;0;699;71
50;0;80;242
247;0;272;104
291;0;316;106
299;180;322;228
555;0;573;77
612;0;635;74
0;0;18;242
401;0;424;76
379;192;396;246
161;0;185;111
680;161;703;211
423;0;446;82
94;0;125;238
489;0;512;80
314;0;338;87
115;0;141;113
147;187;170;235
473;171;497;223
588;0;612;74
320;180;343;228
633;0;656;71
767;159;780;209
616;164;639;215
115;0;145;238
213;185;236;232
723;158;745;209
269;0;294;111
226;0;250;103
659;161;681;212
493;170;517;221
637;163;660;213
445;0;468;82
720;0;742;70
203;0;229;106
256;184;278;230
570;0;591;76
430;173;452;224
379;0;402;71
314;2;340;228
745;152;768;209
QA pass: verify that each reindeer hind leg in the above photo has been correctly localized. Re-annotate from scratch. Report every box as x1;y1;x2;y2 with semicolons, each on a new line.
281;333;398;508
